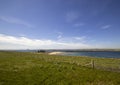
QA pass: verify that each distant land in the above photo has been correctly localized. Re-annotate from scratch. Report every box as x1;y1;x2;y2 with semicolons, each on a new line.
45;49;120;52
1;49;120;52
0;49;120;52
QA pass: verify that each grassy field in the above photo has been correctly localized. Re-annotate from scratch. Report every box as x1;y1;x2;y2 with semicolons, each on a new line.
0;51;120;85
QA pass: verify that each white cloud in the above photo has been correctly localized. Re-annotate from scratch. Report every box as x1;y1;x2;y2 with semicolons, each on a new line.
101;25;111;29
66;11;80;22
0;16;34;28
92;41;120;49
0;34;91;49
74;36;86;41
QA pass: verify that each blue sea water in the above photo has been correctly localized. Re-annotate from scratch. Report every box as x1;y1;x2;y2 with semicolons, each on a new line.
14;50;120;58
61;51;120;58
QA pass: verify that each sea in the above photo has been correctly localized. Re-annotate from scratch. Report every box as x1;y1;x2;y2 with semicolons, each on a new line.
60;51;120;58
13;50;120;58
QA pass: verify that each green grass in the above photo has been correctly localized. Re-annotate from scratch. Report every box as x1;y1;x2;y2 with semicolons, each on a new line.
0;51;120;85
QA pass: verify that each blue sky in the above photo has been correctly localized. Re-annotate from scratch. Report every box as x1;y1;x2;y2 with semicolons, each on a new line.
0;0;120;49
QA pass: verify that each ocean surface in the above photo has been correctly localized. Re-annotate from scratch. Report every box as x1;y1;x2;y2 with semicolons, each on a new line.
14;50;120;58
60;51;120;58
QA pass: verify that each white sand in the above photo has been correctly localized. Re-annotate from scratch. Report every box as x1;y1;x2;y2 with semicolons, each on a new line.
48;52;63;55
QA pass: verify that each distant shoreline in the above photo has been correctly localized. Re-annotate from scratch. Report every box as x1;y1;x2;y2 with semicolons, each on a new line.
47;51;120;58
47;49;120;52
1;48;120;52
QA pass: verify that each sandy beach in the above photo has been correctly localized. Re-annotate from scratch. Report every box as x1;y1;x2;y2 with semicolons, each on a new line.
48;52;63;55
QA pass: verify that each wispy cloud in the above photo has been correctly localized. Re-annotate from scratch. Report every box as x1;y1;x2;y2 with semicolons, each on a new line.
66;11;80;22
74;36;86;42
57;35;87;43
57;32;63;39
101;25;111;29
0;16;34;28
0;34;91;49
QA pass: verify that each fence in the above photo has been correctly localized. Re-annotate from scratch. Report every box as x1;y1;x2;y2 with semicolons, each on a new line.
80;60;120;72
